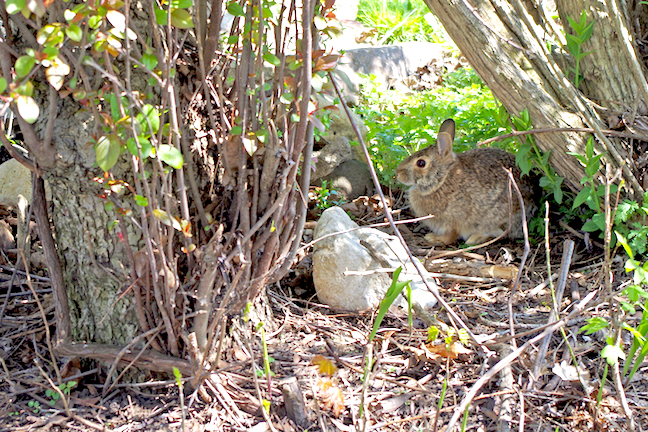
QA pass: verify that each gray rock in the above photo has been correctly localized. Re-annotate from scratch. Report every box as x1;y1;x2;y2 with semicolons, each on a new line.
318;159;374;201
312;136;354;181
320;103;368;145
312;206;439;312
0;159;32;207
334;42;447;104
0;158;51;207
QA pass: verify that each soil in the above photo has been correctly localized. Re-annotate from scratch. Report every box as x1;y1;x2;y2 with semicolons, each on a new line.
1;189;647;432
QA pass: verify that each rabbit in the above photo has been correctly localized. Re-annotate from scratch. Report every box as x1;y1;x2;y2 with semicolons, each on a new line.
395;118;537;246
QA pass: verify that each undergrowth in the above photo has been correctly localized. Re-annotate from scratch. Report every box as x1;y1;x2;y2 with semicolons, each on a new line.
354;67;508;185
356;0;448;45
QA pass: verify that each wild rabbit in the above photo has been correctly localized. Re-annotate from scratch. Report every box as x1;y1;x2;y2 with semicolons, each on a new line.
395;119;537;245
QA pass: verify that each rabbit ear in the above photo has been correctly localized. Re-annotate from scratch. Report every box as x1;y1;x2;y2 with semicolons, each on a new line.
438;118;455;140
436;132;454;159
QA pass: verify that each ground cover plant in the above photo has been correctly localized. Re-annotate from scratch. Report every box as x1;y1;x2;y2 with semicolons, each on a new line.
356;0;447;44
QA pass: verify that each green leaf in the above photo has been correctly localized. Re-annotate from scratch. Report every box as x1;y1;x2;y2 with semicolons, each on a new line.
616;231;633;259
231;125;242;135
135;195;148;206
227;2;245;16
154;8;167;25
553;185;563;204
5;0;25;15
601;343;625;366
582;219;600;232
279;93;294;104
15;95;39;123
616;200;639;223
15;55;35;78
95;134;122;172
157;144;183;169
171;9;194;28
572;187;591;210
263;52;280;67
0;77;7;93
369;267;411;342
136;104;160;135
142;52;158;70
579;316;608;334
66;24;83;42
171;0;192;7
126;137;152;159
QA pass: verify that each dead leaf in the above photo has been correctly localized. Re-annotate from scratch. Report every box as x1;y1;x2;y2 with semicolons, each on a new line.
316;377;344;417
312;355;337;376
425;341;472;360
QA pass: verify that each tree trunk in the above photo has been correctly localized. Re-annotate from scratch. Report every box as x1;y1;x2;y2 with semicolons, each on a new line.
46;104;138;345
424;0;646;196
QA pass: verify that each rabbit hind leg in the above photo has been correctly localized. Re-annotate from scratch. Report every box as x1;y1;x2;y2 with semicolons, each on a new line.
424;229;458;245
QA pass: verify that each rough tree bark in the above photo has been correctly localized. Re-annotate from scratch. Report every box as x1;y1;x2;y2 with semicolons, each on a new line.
424;0;647;196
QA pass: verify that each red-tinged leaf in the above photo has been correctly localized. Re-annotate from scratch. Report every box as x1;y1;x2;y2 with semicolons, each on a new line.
181;243;196;254
180;219;192;237
312;355;337;376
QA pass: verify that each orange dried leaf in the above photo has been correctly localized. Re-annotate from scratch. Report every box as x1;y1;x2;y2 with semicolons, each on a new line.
312;355;337;376
316;378;344;417
426;341;472;359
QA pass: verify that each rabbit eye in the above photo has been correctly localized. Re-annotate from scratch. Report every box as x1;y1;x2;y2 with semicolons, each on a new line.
416;159;426;168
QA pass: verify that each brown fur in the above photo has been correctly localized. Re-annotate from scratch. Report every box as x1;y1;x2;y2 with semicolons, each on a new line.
395;119;537;245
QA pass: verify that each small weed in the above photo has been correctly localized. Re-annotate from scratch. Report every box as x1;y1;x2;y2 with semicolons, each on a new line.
311;180;345;210
45;381;76;406
565;11;594;87
28;400;40;413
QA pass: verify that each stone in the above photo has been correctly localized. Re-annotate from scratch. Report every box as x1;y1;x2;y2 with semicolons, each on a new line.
0;220;14;250
311;136;354;181
333;42;447;105
0;159;32;208
321;102;368;144
317;159;374;201
312;206;438;312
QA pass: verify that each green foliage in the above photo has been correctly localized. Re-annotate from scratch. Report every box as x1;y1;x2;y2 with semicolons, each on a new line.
28;400;40;413
356;0;449;45
565;11;594;87
355;68;501;184
369;267;411;342
45;381;76;406
501;109;564;204
311;180;345;210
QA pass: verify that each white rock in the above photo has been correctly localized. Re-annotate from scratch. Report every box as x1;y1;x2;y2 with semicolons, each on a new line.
312;206;438;312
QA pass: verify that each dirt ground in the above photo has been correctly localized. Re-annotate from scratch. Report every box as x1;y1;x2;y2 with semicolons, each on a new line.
1;188;647;432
